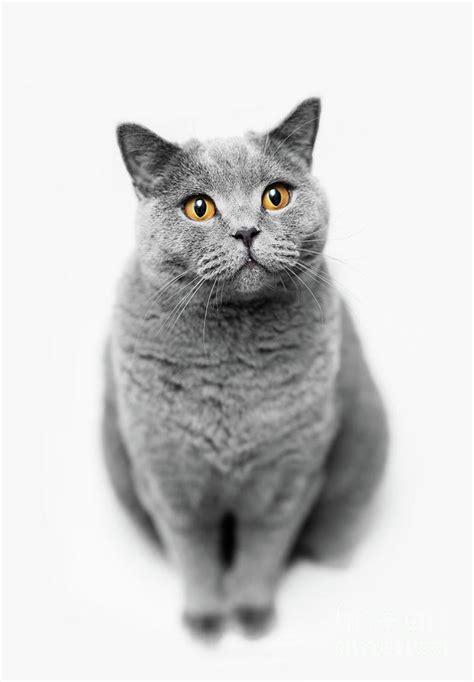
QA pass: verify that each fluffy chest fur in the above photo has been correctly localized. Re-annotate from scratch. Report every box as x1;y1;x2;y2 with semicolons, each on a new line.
111;257;342;524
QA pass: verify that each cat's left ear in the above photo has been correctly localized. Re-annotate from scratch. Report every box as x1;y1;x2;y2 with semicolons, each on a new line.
116;123;180;198
266;98;321;169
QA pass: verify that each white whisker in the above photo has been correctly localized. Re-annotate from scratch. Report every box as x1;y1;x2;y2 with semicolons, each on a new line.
202;278;217;357
129;267;193;373
165;277;206;335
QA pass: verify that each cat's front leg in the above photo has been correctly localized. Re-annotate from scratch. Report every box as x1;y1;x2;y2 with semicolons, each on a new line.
132;451;227;637
157;519;226;638
227;473;324;636
226;522;288;635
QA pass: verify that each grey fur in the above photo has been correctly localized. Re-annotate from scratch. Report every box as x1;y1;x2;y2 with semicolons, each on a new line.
104;99;388;638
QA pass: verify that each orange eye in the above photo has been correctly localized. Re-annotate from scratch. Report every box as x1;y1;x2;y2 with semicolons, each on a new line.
262;183;290;211
183;195;216;222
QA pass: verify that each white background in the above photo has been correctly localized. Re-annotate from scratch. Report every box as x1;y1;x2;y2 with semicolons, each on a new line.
3;2;472;679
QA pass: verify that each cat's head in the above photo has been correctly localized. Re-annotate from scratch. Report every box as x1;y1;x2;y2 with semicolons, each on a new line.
117;99;329;302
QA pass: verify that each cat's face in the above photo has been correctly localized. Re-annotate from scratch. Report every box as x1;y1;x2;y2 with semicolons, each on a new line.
117;99;328;302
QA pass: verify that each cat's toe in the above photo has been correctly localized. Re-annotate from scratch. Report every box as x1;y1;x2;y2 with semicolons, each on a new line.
183;612;225;640
234;605;276;637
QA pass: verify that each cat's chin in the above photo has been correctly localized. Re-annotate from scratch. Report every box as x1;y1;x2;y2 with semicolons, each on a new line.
231;262;275;299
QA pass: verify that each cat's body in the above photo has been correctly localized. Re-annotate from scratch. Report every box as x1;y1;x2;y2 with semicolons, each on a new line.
103;100;388;637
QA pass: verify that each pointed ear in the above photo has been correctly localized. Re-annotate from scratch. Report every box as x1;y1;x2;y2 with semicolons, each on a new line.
116;123;180;198
267;98;321;168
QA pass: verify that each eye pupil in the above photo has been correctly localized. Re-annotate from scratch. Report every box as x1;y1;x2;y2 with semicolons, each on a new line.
269;187;281;206
194;198;207;218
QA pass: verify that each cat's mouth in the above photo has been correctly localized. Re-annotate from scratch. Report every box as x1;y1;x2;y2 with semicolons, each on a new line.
244;255;259;268
239;254;268;273
231;254;274;296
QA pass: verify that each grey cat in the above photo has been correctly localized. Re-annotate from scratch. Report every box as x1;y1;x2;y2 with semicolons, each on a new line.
103;99;388;638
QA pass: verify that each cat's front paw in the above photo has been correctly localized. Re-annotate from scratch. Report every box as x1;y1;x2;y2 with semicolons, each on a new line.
234;605;276;637
183;611;226;640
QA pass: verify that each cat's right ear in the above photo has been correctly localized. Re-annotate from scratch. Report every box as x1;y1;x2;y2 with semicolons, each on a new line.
116;123;180;198
266;98;321;169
